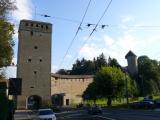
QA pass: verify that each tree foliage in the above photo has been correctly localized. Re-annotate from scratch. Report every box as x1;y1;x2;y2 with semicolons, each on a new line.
0;20;14;67
0;0;16;19
0;1;15;79
82;82;99;102
83;66;137;106
138;56;160;96
56;69;70;75
69;53;121;75
70;58;95;75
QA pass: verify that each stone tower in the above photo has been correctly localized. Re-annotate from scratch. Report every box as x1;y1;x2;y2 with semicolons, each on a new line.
125;50;138;76
17;20;52;109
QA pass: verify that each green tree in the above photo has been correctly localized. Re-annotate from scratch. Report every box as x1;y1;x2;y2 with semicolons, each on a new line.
56;69;70;75
108;57;121;68
82;82;99;103
0;1;15;79
71;58;95;75
138;56;160;96
94;53;107;71
70;53;108;75
93;67;136;106
0;20;14;68
0;0;16;19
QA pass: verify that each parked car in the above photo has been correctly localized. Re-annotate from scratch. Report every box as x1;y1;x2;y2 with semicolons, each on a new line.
38;108;56;120
130;100;155;109
87;106;103;115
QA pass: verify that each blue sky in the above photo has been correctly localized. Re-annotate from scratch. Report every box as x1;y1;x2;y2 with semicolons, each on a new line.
5;0;160;77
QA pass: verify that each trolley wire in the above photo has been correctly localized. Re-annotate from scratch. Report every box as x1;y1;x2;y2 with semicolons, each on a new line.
66;0;113;69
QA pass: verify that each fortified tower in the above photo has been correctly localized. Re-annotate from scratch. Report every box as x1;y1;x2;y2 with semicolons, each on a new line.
17;20;52;109
125;50;138;76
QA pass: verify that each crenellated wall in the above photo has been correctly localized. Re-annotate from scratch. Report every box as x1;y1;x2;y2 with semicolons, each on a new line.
51;74;93;106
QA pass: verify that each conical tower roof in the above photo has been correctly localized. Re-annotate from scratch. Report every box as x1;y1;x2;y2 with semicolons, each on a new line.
125;50;137;59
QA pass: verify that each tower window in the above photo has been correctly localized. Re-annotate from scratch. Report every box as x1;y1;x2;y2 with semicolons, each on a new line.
40;59;42;62
34;71;37;74
30;31;33;36
46;25;48;30
34;46;38;49
28;59;31;62
25;23;28;26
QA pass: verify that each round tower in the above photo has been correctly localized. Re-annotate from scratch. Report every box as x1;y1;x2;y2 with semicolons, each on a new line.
125;50;138;76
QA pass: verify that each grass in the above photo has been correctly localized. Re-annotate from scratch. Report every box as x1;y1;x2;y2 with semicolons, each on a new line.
153;96;160;100
83;95;160;108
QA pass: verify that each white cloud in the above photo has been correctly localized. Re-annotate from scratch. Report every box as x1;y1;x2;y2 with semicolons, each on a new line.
51;65;58;73
79;43;105;60
12;0;33;21
78;30;160;67
12;57;17;64
66;54;72;59
5;66;17;78
79;33;140;66
103;35;114;46
9;0;33;42
122;16;134;23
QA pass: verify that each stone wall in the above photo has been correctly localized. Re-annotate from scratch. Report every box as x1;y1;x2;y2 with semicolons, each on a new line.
51;74;93;106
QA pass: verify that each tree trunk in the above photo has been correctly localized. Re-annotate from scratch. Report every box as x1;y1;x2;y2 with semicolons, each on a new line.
107;96;112;107
93;99;96;105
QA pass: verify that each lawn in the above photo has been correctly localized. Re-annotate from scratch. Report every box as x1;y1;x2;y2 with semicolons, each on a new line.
83;95;160;108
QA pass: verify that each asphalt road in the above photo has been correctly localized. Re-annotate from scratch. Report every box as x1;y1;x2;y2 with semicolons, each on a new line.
14;110;39;120
56;109;160;120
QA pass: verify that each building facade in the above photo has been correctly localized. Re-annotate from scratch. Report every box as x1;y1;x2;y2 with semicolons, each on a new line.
17;20;52;109
51;74;93;106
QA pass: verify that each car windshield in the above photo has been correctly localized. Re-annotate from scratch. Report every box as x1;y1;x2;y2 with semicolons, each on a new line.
39;110;54;115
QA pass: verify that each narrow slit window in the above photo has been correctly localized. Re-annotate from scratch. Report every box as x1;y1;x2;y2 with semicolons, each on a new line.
34;71;37;74
25;23;28;26
40;59;42;62
28;59;31;62
30;31;33;36
34;46;38;49
46;25;48;30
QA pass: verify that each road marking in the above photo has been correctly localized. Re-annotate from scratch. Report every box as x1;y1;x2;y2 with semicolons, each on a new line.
95;115;117;120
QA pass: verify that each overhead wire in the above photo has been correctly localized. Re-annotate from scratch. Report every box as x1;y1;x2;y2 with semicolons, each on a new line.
66;0;113;69
57;0;92;69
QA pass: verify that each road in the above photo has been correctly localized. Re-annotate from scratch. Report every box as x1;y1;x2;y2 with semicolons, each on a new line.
56;108;160;120
14;110;38;120
14;108;160;120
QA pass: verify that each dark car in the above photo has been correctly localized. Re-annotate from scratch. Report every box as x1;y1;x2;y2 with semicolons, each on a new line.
130;100;155;109
87;106;103;115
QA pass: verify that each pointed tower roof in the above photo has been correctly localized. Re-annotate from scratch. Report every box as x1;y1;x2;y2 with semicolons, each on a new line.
125;50;137;59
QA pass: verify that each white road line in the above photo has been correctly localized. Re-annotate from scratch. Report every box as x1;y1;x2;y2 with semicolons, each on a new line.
95;115;117;120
